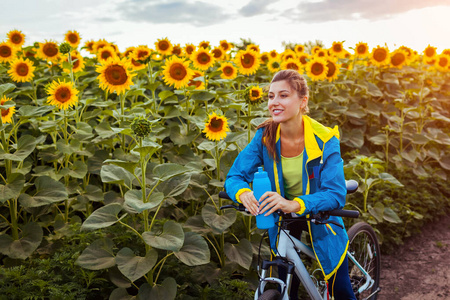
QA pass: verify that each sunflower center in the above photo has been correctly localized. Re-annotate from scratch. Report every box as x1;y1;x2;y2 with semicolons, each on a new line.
172;47;181;56
391;53;405;66
251;90;260;99
131;58;142;67
198;53;211;65
186;46;194;55
169;63;187;80
212;49;222;58
138;50;149;59
189;76;202;88
270;52;277;58
200;42;209;48
241;53;255;68
68;34;78;44
286;62;299;70
43;43;58;57
105;65;128;86
374;49;387;62
16;63;29;76
357;45;367;54
271;61;280;68
299;56;307;64
439;57;448;67
0;45;12;58
221;43;229;51
159;42;169;51
223;66;234;76
1;108;10;117
11;34;23;44
326;61;336;77
101;51;112;60
425;47;435;57
209;117;224;132
73;58;80;69
333;44;342;52
311;62;324;75
55;87;72;103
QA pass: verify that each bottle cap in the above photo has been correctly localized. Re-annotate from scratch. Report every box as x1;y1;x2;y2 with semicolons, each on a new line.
254;167;266;179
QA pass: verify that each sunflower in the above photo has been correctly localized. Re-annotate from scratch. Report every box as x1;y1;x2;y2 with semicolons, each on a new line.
188;70;205;90
7;30;25;48
63;51;85;73
162;56;194;89
210;46;225;61
203;112;230;141
370;46;390;67
184;44;196;57
96;57;136;95
298;53;310;66
219;62;237;80
330;41;345;58
128;57;146;71
84;40;96;54
8;58;35;82
122;46;136;58
198;41;210;49
325;59;340;82
267;59;281;73
423;45;437;59
155;38;173;55
46;80;79;110
64;30;81;48
281;58;301;71
172;44;182;56
399;46;415;63
390;49;407;69
23;47;36;58
234;49;260;75
0;96;16;124
435;54;449;72
305;57;328;81
247;44;260;53
37;40;60;62
97;45;118;64
269;50;279;59
132;45;152;62
0;42;17;63
311;46;322;54
354;42;369;58
247;86;263;104
191;48;215;71
93;39;109;53
260;52;270;64
294;45;305;53
315;49;328;58
281;49;297;61
219;40;231;52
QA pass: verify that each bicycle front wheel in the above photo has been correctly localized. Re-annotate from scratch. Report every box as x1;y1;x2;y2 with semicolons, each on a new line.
347;222;381;300
257;289;282;300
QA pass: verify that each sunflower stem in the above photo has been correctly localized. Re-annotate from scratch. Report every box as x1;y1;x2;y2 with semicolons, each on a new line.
247;103;252;144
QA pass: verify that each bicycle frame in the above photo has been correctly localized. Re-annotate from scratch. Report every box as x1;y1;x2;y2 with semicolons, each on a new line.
256;228;374;300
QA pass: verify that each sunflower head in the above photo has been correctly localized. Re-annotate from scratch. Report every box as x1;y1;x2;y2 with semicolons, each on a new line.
311;46;322;54
162;56;195;89
46;80;79;110
7;30;25;48
63;51;85;73
234;49;260;76
295;45;305;53
155;38;173;55
330;41;345;57
260;52;270;64
306;57;329;81
424;45;437;58
93;39;109;53
298;53;310;66
37;40;60;62
269;50;278;59
212;47;225;61
246;86;264;104
390;49;408;69
219;62;237;80
246;44;260;53
59;42;72;54
131;116;154;138
96;57;136;95
172;44;182;56
325;59;340;82
184;44;196;56
198;41;210;49
191;48;215;71
281;58;301;72
64;30;81;48
0;96;16;124
435;54;449;72
8;58;36;83
188;70;205;90
132;45;152;63
370;46;390;67
202;112;230;141
0;42;18;63
354;42;369;57
97;45;118;64
267;59;281;73
219;40;231;52
84;40;96;54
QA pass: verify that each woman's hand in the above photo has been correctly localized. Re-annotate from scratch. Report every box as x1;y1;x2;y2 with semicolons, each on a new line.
258;191;300;216
238;191;260;216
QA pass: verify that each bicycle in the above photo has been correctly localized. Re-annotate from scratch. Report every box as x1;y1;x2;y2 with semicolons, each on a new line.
219;180;381;300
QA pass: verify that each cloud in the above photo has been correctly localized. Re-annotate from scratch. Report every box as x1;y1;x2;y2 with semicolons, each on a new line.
116;0;233;26
239;0;273;17
288;0;450;23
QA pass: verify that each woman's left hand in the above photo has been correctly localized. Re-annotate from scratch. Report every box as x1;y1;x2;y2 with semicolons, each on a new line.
258;191;300;216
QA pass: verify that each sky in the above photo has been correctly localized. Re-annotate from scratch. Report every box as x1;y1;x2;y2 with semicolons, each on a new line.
1;0;450;54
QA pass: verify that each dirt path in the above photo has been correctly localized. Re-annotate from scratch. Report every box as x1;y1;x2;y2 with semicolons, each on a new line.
378;214;450;300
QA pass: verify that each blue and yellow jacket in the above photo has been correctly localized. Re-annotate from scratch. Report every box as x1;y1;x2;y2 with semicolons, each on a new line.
224;115;348;280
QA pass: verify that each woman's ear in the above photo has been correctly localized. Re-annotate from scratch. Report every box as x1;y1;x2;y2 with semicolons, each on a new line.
300;96;309;110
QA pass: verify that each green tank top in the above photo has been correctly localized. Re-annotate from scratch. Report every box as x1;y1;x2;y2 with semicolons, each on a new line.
281;150;304;200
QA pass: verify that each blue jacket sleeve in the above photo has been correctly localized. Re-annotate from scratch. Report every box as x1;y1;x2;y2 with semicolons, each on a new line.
224;128;264;203
297;136;347;215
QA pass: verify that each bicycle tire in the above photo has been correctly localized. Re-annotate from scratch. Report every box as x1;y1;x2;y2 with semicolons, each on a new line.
347;222;381;300
257;289;282;300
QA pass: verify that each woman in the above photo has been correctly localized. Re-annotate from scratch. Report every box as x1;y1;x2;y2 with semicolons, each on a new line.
224;70;356;299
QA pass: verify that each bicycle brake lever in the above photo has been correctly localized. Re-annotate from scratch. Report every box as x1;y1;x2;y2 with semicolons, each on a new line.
327;220;344;229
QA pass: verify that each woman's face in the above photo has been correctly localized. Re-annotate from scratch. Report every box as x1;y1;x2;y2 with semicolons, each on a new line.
268;80;307;124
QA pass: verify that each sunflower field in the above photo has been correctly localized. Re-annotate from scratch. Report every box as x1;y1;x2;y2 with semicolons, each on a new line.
0;29;450;299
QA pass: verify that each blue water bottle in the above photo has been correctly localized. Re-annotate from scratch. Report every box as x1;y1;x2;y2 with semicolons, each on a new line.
253;167;275;229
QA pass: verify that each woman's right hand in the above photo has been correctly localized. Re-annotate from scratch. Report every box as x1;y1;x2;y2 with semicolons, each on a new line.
239;191;260;216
